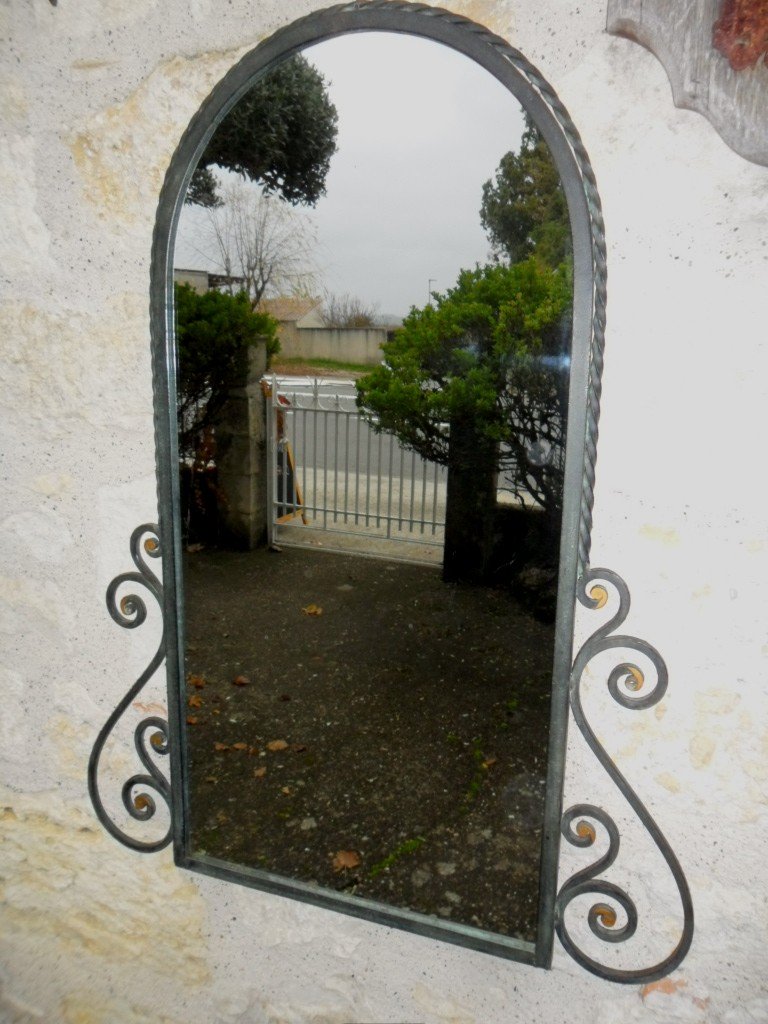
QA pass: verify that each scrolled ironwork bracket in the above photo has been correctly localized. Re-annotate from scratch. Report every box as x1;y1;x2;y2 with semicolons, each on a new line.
555;567;694;983
87;523;172;852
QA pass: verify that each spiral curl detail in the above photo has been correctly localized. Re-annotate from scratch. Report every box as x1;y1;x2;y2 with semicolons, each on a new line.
556;570;693;982
88;525;172;852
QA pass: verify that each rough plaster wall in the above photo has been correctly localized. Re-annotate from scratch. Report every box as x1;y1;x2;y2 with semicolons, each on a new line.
1;0;766;1021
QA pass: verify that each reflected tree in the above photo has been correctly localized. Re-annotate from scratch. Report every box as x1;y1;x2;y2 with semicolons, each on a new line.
187;55;339;209
480;114;571;269
201;178;321;305
175;283;278;460
357;259;571;584
322;292;380;328
175;283;277;543
358;119;572;587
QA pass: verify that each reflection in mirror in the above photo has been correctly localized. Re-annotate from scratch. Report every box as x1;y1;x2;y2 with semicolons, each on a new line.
174;31;572;946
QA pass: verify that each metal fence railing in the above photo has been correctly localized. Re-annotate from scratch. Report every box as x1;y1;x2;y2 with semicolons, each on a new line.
266;378;447;559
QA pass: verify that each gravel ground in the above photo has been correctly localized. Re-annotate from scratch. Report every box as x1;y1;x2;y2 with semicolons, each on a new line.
183;545;553;943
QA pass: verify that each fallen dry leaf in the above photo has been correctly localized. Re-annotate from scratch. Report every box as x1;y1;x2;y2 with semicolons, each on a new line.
482;756;498;769
188;675;206;689
231;742;248;751
204;776;218;784
281;786;293;795
232;675;249;686
332;850;361;872
248;746;260;756
267;739;289;752
214;742;230;752
290;743;308;753
188;694;203;708
301;604;323;617
253;767;267;779
186;716;199;726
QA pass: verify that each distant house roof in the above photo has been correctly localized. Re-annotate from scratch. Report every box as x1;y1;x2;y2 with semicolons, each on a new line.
260;296;323;324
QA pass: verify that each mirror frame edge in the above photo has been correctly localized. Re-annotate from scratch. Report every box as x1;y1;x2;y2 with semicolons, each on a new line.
148;0;604;971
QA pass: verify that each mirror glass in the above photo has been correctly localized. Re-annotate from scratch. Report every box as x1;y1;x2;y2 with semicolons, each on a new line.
174;31;572;946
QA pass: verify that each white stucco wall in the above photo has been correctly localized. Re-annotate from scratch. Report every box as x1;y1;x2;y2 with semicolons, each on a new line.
2;1;767;1022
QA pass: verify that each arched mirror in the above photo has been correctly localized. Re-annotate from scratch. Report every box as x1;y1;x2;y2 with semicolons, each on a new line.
106;2;604;970
173;27;576;952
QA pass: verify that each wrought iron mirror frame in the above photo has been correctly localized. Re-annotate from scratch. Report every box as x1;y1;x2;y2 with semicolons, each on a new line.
90;0;692;981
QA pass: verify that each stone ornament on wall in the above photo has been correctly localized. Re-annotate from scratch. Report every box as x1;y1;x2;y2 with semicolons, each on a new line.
713;0;768;71
607;0;768;166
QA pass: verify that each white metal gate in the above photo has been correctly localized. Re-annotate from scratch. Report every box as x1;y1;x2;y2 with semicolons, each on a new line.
266;378;447;560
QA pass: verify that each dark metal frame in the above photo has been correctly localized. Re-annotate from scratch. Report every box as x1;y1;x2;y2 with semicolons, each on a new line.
89;0;692;982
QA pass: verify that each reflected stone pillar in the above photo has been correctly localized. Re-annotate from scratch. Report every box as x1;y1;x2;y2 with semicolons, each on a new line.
215;343;268;550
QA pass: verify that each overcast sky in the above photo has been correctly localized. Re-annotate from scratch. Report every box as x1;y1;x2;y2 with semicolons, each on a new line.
175;32;526;319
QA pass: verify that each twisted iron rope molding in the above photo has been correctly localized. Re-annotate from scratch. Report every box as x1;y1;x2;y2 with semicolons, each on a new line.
142;0;687;980
87;524;172;852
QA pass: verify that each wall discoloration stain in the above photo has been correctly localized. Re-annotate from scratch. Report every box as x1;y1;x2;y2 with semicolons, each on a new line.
686;687;742;771
31;474;75;498
640;975;710;1019
412;981;477;1024
641;976;688;998
0;790;210;988
132;700;168;716
0;73;29;125
440;0;513;37
689;733;716;769
71;59;118;71
639;524;681;546
695;689;740;716
69;48;248;224
50;717;102;784
740;724;768;786
656;771;681;793
0;300;151;440
0;576;73;636
0;981;43;1023
60;993;189;1024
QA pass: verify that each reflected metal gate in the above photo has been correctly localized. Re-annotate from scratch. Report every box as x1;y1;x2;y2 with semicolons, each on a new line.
265;378;446;559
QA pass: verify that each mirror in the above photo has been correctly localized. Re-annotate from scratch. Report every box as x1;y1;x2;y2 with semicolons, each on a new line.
154;4;597;967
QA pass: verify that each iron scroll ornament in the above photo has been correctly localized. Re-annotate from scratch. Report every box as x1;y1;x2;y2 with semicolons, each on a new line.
87;524;172;852
555;568;694;982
